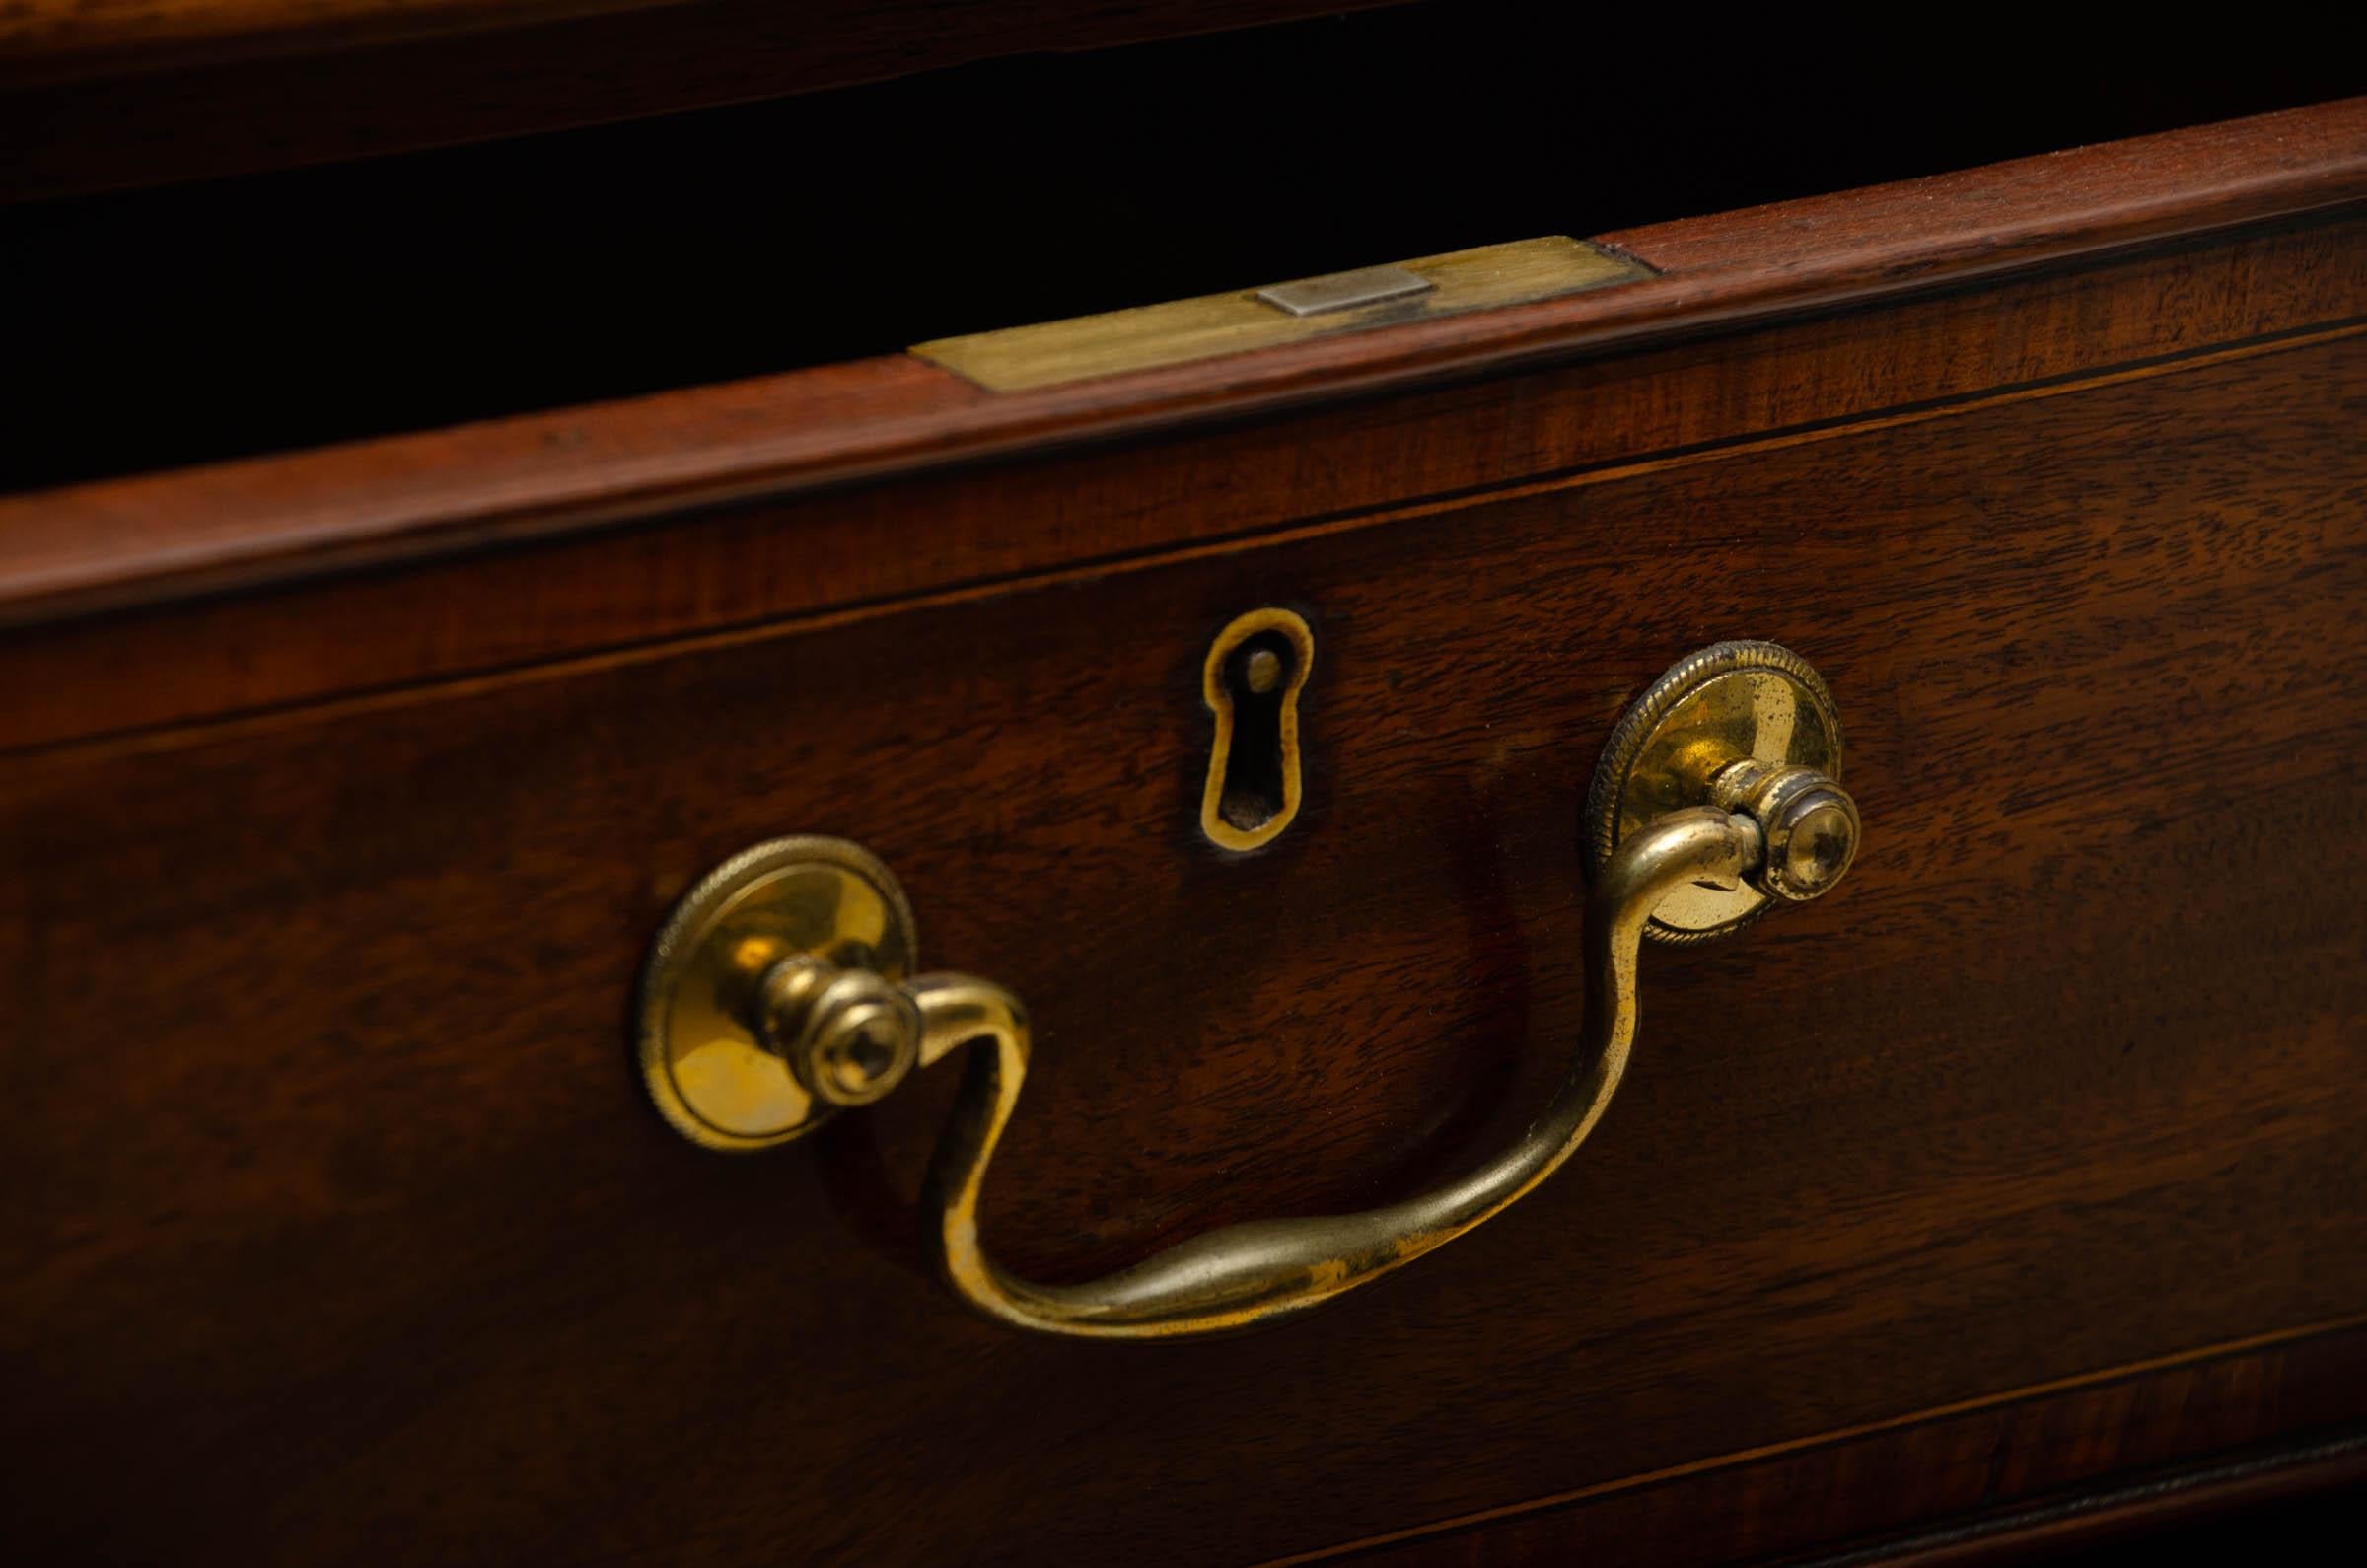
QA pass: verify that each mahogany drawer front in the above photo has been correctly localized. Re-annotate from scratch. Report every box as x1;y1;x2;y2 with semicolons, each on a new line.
5;107;2367;1564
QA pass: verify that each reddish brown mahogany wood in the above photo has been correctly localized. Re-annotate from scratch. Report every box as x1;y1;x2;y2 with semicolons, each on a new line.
1;216;2361;755
1;98;2360;632
5;98;2366;1566
1837;1437;2367;1568
3;332;2364;1562
1326;1335;2367;1565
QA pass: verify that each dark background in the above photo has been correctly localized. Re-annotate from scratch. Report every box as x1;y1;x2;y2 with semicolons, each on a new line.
3;6;2360;492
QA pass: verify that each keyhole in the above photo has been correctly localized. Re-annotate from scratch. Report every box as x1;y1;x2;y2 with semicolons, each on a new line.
1200;608;1314;852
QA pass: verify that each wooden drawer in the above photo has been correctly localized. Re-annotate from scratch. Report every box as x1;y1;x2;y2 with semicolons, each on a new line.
3;79;2365;1564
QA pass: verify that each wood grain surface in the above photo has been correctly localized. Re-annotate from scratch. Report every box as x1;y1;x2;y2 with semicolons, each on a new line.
2;212;2359;755
2;99;2360;628
5;327;2362;1562
1827;1432;2367;1568
1334;1338;2367;1565
5;92;2363;1568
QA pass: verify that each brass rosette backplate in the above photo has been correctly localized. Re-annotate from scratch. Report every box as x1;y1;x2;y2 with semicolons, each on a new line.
1583;641;1845;944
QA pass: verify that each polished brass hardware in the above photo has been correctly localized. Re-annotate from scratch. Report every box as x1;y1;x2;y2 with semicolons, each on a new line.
1255;262;1432;318
1201;607;1314;852
910;237;1652;392
637;836;918;1151
1708;757;1861;904
760;955;921;1109
1582;640;1851;943
637;640;1858;1336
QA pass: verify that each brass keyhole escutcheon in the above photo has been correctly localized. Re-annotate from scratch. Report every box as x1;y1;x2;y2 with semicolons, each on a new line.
1199;607;1315;852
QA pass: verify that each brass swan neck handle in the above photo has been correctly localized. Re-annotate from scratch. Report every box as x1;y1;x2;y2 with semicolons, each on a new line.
636;641;1859;1339
813;805;1765;1337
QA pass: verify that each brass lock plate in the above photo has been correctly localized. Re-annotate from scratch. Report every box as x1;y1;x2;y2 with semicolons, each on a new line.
637;836;919;1151
1583;642;1844;944
911;237;1651;392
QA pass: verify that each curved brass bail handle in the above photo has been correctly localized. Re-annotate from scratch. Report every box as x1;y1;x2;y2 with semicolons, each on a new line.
904;804;1769;1338
635;642;1859;1339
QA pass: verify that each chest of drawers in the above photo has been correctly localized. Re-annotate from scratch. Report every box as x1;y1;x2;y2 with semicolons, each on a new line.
3;10;2364;1561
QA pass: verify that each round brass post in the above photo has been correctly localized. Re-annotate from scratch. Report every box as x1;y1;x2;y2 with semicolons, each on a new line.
637;836;920;1151
1582;640;1853;942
